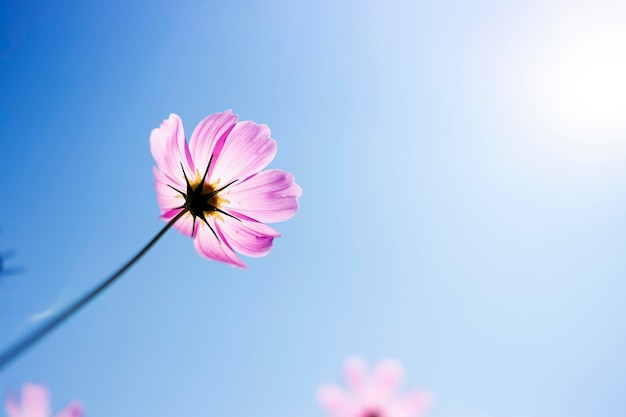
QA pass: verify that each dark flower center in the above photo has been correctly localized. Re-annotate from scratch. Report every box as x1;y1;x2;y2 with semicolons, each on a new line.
363;410;383;417
168;156;240;241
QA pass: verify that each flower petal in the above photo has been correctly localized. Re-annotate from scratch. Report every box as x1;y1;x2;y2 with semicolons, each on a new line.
53;401;84;417
5;391;19;417
221;169;302;223
218;217;280;258
209;120;277;186
19;384;50;417
154;166;198;237
188;110;238;181
193;219;246;268
162;208;197;237
399;390;433;417
318;384;351;416
153;167;186;214
374;359;405;397
150;114;194;181
344;357;368;390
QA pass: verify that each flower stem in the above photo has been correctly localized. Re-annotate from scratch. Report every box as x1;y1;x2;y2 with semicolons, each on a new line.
0;209;189;372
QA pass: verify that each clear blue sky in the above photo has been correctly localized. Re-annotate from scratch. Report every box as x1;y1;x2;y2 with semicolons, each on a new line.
1;0;626;416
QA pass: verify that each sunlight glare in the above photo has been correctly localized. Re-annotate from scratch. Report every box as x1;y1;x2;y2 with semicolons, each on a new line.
526;6;626;143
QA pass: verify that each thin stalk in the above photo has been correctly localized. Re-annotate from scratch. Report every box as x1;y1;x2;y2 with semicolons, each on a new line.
0;209;189;372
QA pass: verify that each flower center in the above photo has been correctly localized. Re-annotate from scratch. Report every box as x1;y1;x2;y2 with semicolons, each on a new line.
362;410;383;417
168;159;240;241
185;176;224;219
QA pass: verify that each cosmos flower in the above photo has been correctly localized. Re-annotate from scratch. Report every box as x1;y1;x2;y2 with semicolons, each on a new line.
318;358;432;417
151;111;302;268
5;384;82;417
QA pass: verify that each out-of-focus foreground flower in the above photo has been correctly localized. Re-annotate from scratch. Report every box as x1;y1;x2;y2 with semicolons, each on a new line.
318;358;432;417
5;383;82;417
151;111;302;268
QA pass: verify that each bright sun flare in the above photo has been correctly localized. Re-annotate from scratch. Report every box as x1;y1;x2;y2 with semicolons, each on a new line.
526;6;626;142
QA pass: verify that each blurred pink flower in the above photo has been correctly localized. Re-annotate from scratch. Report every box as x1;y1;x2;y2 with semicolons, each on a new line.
5;383;82;417
151;111;302;268
318;358;432;417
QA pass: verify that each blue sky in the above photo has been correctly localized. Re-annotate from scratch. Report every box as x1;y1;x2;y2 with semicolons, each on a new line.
1;0;626;416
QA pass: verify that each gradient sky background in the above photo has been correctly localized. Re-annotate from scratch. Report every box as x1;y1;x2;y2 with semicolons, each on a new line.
1;0;626;416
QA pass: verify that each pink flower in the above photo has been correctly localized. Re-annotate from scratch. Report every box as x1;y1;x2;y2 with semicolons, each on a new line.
318;358;433;417
151;111;302;268
5;384;82;417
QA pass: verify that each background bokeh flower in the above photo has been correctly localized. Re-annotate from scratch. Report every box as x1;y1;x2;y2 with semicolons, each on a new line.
5;384;82;417
319;358;432;417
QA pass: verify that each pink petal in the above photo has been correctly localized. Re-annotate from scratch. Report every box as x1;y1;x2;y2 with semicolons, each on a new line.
400;390;433;417
221;169;302;223
53;402;83;417
218;217;280;257
153;167;198;237
162;208;196;237
193;218;246;268
209;120;277;186
5;391;19;417
344;357;368;390
374;359;405;397
318;384;351;415
188;111;238;182
153;167;186;214
150;114;194;181
19;384;50;417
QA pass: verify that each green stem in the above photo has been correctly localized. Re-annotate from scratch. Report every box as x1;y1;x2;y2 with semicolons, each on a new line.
0;209;188;372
